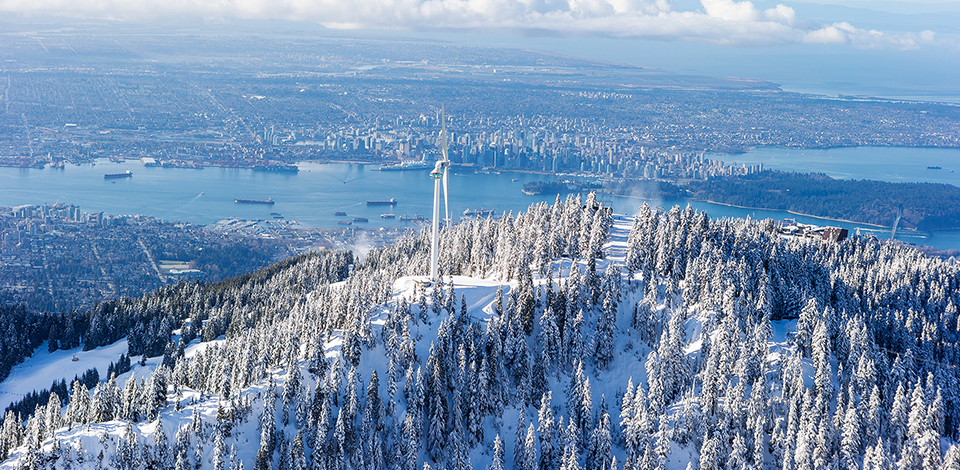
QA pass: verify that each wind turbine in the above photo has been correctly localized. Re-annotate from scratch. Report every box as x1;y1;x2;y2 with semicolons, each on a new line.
429;106;451;283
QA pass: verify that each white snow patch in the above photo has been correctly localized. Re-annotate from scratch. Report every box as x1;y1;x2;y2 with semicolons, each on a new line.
0;340;130;412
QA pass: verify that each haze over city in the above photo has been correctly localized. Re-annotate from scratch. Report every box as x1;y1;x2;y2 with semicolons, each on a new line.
3;0;958;100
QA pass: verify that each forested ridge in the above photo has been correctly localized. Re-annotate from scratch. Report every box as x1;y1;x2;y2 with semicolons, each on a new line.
2;194;960;470
0;250;354;405
686;171;960;231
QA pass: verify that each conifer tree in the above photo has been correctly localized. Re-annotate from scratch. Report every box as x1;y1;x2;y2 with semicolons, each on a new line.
255;396;277;470
491;434;505;470
586;412;611;470
154;418;172;470
538;392;559;470
213;430;227;470
943;444;960;470
291;430;307;470
427;363;447;462
523;423;538;470
840;405;861;470
515;411;528;470
698;435;719;470
594;292;617;370
889;382;909;449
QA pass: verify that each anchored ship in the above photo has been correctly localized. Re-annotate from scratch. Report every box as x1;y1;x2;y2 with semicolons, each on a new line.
235;198;275;205
463;208;496;218
252;164;299;172
377;161;431;171
367;198;397;206
104;170;133;179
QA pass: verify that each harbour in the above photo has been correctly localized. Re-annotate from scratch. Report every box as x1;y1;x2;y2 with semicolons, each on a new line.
2;157;960;251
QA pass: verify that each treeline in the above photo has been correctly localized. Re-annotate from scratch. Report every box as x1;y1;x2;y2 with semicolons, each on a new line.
602;179;685;200
0;305;53;384
686;171;960;230
522;181;572;195
4;195;960;470
522;181;603;197
160;240;282;283
3;369;98;423
0;250;354;411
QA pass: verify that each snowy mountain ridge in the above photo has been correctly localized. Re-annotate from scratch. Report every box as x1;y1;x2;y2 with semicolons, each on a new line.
1;195;959;470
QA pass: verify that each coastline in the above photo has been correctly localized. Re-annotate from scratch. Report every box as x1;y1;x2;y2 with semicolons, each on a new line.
677;197;917;232
3;157;944;236
609;192;891;229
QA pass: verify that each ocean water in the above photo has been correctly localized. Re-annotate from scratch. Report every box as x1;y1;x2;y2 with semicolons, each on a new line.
0;161;569;228
713;147;960;185
1;158;958;251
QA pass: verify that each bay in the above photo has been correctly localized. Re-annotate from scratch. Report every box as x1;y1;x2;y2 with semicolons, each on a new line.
712;146;960;186
1;158;958;251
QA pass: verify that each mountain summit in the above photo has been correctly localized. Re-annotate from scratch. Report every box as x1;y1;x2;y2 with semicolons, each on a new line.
2;194;959;470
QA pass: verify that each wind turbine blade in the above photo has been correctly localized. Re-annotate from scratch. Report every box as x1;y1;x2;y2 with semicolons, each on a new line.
441;108;449;163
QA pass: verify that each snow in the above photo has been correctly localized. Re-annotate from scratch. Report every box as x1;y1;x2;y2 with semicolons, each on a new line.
392;275;509;321
0;211;856;470
184;336;226;360
0;340;131;413
767;319;798;367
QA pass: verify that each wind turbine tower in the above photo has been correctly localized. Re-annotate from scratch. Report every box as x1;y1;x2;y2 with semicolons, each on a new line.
429;106;451;283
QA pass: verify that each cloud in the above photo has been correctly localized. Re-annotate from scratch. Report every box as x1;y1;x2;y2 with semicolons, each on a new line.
0;0;940;49
802;22;938;49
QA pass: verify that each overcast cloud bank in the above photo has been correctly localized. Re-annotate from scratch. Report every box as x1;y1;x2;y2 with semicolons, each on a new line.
0;0;943;49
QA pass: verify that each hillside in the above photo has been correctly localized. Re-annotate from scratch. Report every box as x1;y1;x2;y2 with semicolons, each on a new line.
686;171;960;231
1;194;960;470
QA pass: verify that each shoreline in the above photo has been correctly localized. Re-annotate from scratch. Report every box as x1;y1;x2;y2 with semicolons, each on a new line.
689;198;898;230
708;144;960;157
611;193;901;231
5;158;953;238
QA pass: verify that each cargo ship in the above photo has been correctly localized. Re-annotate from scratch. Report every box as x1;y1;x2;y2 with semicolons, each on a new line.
367;198;397;206
252;164;299;172
377;161;431;171
464;208;496;217
381;214;396;219
234;198;275;205
338;220;352;226
104;170;133;179
400;214;425;221
353;217;369;223
334;211;347;216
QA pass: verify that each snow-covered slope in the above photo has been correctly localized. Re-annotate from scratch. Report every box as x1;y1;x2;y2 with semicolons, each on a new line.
2;196;960;470
0;341;131;414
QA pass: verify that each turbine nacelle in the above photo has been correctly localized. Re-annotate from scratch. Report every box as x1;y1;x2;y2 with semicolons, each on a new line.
430;160;447;179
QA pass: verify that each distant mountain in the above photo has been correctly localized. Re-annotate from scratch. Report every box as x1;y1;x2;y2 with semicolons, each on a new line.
2;194;960;470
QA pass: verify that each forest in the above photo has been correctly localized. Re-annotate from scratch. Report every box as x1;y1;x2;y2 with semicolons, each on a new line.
685;171;960;231
0;194;959;470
